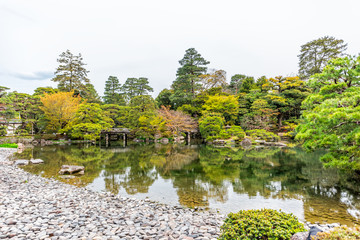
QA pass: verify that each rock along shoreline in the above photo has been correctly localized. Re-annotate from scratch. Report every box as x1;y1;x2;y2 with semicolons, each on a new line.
0;148;224;240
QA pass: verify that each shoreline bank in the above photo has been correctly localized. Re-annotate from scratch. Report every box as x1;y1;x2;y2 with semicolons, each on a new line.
0;148;224;240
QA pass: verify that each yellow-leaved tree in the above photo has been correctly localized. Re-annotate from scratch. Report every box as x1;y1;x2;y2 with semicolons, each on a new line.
40;91;81;132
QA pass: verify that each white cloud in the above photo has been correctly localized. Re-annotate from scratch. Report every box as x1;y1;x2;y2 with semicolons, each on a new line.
9;71;53;81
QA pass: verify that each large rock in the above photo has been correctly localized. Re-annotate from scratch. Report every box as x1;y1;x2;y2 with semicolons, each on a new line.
14;160;29;165
17;143;25;150
174;136;185;143
30;159;44;164
240;138;252;147
264;141;287;147
17;143;25;154
160;138;169;144
59;175;76;179
276;142;288;147
291;231;309;240
213;140;226;145
59;165;85;175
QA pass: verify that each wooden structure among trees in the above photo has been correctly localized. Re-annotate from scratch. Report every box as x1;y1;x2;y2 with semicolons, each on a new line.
100;128;130;147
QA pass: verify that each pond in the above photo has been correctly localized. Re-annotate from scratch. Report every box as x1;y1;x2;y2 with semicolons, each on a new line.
15;143;360;226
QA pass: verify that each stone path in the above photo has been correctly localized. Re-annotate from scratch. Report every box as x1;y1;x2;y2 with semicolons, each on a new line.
0;149;224;240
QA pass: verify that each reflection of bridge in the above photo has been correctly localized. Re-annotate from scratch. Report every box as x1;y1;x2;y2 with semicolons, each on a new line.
100;128;130;147
106;148;132;153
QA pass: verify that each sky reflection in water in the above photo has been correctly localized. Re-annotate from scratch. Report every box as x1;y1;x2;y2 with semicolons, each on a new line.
17;143;360;226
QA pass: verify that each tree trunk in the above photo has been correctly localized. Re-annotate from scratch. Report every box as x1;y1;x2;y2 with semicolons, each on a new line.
278;113;283;128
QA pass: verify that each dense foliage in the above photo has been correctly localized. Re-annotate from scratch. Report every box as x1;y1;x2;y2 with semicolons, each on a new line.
64;103;114;140
314;226;360;240
199;113;225;142
0;125;7;136
2;38;359;177
103;76;125;105
40;91;81;132
298;36;347;79
246;129;280;142
296;55;360;171
219;209;305;240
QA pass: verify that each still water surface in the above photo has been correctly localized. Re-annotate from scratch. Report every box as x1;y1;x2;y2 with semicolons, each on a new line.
16;143;360;226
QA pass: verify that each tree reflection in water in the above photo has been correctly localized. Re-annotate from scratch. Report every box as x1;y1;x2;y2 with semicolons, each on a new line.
21;143;360;225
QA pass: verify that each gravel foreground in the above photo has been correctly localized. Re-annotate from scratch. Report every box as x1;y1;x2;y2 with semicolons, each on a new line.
0;148;224;240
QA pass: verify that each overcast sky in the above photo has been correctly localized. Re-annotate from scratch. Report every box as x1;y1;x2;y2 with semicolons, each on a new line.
1;0;359;97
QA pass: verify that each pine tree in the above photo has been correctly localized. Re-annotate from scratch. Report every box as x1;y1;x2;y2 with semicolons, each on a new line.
103;76;125;105
229;74;255;94
82;83;101;103
170;48;209;108
122;77;153;100
52;50;90;92
298;36;347;79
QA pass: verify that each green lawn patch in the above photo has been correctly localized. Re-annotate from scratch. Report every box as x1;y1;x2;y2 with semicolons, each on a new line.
0;143;18;148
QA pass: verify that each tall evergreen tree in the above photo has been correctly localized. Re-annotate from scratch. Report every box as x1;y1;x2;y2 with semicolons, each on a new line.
298;36;347;79
122;77;153;100
136;77;154;96
103;76;125;105
170;48;209;108
0;86;9;98
156;89;173;108
296;55;360;171
52;50;90;92
82;83;102;103
229;74;255;94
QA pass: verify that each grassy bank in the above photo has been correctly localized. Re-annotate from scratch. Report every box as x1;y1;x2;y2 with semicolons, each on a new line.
0;143;18;148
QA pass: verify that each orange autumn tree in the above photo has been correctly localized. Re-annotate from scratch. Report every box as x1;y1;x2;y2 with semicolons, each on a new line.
158;106;198;136
40;91;81;132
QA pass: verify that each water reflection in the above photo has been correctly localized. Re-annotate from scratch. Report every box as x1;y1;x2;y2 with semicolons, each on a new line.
18;143;360;225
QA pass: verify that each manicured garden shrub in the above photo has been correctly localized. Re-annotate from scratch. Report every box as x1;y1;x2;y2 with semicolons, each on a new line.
219;209;305;240
246;129;280;142
226;126;245;141
314;226;360;240
218;130;231;139
199;113;225;142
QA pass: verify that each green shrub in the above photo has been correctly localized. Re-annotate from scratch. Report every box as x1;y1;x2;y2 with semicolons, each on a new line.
199;113;225;142
246;129;280;142
0;143;18;148
15;128;28;136
34;134;64;140
219;209;305;240
219;130;231;139
69;123;103;140
313;226;360;240
226;126;245;141
0;125;7;136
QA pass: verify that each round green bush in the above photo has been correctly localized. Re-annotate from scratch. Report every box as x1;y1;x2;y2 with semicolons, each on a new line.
246;129;280;142
219;209;305;240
